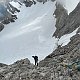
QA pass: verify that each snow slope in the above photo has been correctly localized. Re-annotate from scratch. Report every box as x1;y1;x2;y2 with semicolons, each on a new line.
58;27;79;47
0;0;79;64
65;0;80;13
57;0;80;14
0;1;57;64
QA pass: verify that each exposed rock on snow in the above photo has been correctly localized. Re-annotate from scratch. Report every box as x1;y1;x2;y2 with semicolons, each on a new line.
53;3;68;38
0;63;7;67
0;1;20;31
39;34;80;80
24;0;36;7
53;2;80;38
0;23;4;32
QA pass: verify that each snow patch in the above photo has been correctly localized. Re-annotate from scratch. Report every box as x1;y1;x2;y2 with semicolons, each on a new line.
56;0;80;14
56;0;65;7
65;0;80;14
78;33;80;35
58;27;79;47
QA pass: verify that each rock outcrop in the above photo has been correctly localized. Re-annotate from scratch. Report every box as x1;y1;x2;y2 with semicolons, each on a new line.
39;2;80;80
53;3;68;38
0;23;4;31
53;2;80;38
0;63;7;67
7;3;20;14
24;0;36;7
0;0;21;32
0;58;56;80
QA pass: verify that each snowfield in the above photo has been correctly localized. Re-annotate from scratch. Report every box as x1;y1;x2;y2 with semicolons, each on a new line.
0;0;79;64
57;0;80;14
65;0;80;14
0;1;57;64
58;27;80;47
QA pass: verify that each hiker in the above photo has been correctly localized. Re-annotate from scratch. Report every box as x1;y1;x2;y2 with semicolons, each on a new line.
32;56;38;66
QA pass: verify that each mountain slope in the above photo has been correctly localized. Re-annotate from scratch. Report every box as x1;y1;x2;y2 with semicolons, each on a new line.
53;2;80;38
0;0;57;64
0;0;80;80
40;0;80;68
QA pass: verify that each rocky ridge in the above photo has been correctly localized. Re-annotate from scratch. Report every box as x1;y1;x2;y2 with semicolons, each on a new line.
0;0;54;32
39;1;80;80
53;2;80;38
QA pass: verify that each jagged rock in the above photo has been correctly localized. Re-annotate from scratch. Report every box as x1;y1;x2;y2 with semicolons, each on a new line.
2;18;10;24
0;4;10;21
24;0;36;7
2;14;17;24
13;58;30;65
0;23;4;31
37;0;47;3
8;3;20;14
53;2;80;38
53;3;68;38
0;3;18;24
0;63;7;67
37;0;55;3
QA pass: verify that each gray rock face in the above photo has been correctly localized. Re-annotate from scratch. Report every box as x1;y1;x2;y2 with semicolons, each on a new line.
37;0;55;3
53;2;80;38
0;58;55;80
53;3;68;38
37;0;47;3
0;4;9;21
24;0;36;7
7;3;20;14
0;63;7;67
2;14;17;24
0;23;4;32
39;3;80;80
39;34;80;80
0;0;20;31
